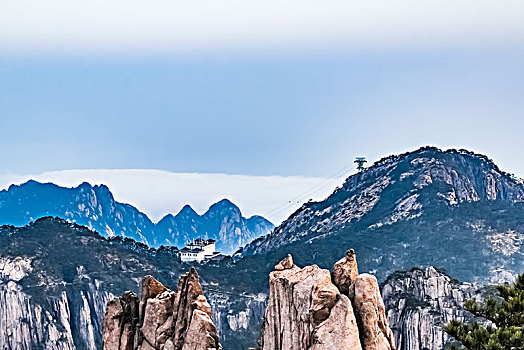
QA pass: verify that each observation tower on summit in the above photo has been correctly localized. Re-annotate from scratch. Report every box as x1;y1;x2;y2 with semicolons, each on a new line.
354;157;367;171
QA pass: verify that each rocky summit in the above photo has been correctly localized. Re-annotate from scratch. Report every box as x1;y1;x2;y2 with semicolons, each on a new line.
103;270;221;350
0;181;274;254
242;147;524;284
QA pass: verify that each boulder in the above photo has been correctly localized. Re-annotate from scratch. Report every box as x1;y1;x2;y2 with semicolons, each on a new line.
274;254;295;271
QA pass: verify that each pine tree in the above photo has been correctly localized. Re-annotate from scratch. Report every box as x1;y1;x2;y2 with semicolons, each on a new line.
445;274;524;350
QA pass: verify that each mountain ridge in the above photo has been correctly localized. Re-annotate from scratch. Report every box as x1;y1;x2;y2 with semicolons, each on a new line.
2;146;524;349
240;146;524;283
0;180;274;254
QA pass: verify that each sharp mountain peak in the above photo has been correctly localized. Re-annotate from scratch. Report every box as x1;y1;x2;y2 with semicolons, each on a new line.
0;180;274;254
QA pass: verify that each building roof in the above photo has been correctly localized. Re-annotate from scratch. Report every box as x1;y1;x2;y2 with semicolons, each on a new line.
180;247;203;253
208;254;227;261
186;238;216;248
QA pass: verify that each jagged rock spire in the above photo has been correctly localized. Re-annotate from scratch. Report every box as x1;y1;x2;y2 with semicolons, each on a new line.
333;249;396;350
349;274;396;350
102;269;221;350
259;255;361;350
259;251;396;350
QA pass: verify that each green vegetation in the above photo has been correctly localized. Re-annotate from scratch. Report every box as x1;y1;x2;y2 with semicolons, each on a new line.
445;275;524;350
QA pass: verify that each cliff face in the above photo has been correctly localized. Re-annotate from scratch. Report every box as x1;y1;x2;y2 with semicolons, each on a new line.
0;218;183;349
0;218;264;349
0;256;114;350
103;270;221;350
381;267;482;350
207;290;267;347
260;253;395;350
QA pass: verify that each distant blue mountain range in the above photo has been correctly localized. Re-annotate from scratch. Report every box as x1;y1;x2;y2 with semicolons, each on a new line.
0;180;274;254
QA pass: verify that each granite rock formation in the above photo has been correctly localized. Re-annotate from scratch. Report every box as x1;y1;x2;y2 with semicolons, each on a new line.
260;253;396;350
102;269;221;350
0;218;260;349
381;267;482;350
349;274;396;350
332;249;359;295
0;254;113;350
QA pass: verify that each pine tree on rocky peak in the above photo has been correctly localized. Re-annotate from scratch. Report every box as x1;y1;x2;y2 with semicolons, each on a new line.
445;274;524;350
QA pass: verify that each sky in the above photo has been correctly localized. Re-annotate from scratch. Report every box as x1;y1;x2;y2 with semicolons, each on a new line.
1;0;524;223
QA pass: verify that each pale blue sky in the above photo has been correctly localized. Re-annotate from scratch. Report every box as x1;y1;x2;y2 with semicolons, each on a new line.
2;49;524;178
1;1;524;222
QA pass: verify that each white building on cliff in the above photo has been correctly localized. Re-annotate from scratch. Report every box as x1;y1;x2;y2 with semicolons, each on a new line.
180;238;220;262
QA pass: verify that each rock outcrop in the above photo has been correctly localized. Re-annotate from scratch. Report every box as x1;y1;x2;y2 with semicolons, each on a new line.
382;267;481;350
260;252;396;350
349;274;396;350
334;250;396;350
332;249;359;295
0;255;113;350
260;255;361;350
102;269;221;350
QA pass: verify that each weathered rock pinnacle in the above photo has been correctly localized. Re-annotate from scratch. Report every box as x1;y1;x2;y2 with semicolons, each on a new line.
260;252;396;350
332;248;359;295
349;274;396;350
102;269;221;350
260;254;362;350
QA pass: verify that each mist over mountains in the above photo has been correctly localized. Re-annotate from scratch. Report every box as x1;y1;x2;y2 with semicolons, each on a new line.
0;180;274;254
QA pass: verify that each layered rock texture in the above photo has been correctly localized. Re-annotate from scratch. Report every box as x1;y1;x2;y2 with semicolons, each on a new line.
0;254;113;350
103;270;221;350
0;180;273;253
0;217;264;349
260;252;395;350
381;267;482;350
